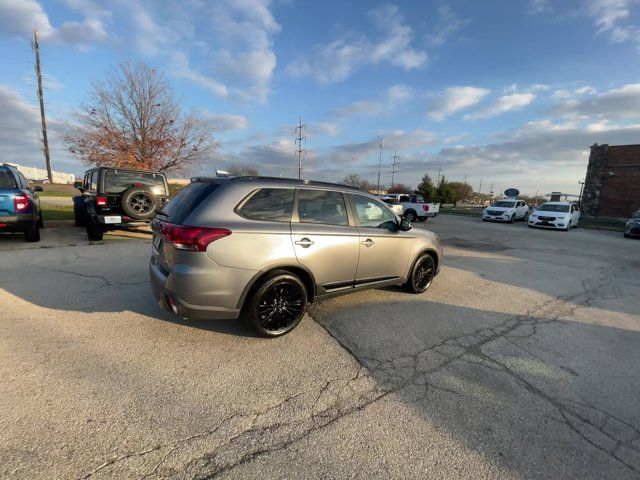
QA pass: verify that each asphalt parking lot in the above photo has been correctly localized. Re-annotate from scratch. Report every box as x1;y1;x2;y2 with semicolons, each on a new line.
1;216;639;479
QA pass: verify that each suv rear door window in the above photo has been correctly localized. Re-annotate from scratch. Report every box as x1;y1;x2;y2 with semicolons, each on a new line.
0;169;17;188
159;181;221;224
297;189;348;226
238;188;294;222
104;171;166;195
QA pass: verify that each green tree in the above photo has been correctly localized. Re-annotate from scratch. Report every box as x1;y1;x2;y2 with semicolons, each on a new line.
449;181;473;207
416;174;435;201
434;176;455;204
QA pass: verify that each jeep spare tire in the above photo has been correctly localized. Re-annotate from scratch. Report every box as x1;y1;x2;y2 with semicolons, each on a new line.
121;186;157;220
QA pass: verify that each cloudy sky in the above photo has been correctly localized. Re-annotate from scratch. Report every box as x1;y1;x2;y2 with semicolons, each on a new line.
1;0;640;195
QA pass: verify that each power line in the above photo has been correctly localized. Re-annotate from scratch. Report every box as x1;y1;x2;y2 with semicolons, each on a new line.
390;149;399;188
32;29;52;183
294;117;306;180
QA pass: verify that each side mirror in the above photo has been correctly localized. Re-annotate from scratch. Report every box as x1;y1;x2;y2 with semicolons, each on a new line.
400;218;412;231
34;186;43;192
73;181;83;189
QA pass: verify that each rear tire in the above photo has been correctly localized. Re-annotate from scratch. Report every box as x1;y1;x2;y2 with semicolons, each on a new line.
24;222;40;242
86;220;104;241
624;233;631;238
404;254;436;294
246;271;307;337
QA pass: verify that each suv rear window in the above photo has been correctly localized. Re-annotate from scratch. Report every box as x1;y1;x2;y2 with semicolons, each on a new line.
159;181;221;224
0;169;17;188
238;188;294;222
104;171;167;195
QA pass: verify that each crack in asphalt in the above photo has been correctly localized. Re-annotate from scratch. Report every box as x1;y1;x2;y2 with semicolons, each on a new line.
29;264;149;288
78;268;640;478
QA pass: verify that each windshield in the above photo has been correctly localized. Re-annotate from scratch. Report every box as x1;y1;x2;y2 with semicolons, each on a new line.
537;204;570;213
492;201;515;208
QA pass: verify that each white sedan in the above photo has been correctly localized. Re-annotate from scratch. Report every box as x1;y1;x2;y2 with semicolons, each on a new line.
528;202;580;231
482;200;530;223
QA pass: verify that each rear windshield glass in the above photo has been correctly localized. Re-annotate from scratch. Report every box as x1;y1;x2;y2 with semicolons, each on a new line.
493;201;515;207
104;171;167;195
537;204;570;212
238;188;294;222
0;169;17;188
159;181;221;224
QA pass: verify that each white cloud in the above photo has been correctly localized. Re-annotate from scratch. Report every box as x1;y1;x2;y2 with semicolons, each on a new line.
377;129;438;150
198;109;247;132
428;86;491;121
0;0;108;48
172;52;229;98
551;83;640;119
286;4;426;84
465;92;536;119
332;84;415;119
427;5;472;47
312;122;339;137
528;0;553;15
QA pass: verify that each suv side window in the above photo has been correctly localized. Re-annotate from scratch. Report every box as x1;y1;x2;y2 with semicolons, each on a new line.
238;188;294;222
18;173;30;190
351;194;397;228
297;189;348;226
90;171;98;191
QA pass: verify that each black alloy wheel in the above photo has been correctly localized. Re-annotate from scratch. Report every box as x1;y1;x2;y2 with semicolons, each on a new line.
404;254;435;294
248;272;307;337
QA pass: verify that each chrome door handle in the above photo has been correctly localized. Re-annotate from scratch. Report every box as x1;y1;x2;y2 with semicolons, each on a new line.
295;238;314;248
361;239;374;247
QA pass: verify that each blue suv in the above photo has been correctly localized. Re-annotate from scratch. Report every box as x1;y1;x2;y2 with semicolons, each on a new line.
0;164;43;242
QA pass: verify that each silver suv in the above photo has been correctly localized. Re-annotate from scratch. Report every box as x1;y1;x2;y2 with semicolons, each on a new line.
149;177;443;337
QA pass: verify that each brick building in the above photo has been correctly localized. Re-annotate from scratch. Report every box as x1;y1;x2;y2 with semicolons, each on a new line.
581;144;640;218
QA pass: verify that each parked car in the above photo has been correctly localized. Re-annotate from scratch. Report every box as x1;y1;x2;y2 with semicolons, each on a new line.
624;210;640;239
482;199;529;223
528;202;580;231
379;196;404;216
0;164;43;242
73;167;169;241
149;177;443;337
382;193;440;222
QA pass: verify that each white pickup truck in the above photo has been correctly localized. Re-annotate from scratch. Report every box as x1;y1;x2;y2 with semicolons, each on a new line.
380;193;440;222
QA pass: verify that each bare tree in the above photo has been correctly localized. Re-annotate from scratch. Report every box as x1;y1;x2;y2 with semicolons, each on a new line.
228;164;259;176
387;183;411;194
342;173;373;191
64;62;218;172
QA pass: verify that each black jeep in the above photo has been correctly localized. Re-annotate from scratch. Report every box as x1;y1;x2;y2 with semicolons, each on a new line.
73;167;169;241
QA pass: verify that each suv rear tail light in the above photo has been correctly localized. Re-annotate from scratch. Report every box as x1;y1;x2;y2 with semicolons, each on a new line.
422;205;430;212
156;220;231;251
96;196;108;207
14;194;29;211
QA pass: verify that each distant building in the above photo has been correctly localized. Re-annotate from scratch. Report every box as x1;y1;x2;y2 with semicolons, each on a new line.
5;162;76;184
582;144;640;218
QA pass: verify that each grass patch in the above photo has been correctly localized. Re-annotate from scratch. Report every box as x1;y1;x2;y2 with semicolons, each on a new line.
38;191;74;198
42;204;74;221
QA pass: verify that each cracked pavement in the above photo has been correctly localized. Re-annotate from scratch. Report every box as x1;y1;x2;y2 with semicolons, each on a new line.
1;216;639;479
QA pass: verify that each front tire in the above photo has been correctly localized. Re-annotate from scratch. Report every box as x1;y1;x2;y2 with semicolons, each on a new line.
510;214;516;224
404;254;436;294
246;271;307;337
405;211;417;223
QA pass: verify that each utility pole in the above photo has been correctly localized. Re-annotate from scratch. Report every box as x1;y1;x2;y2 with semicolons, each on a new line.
436;168;442;185
294;117;306;179
578;179;585;206
33;29;52;183
489;183;494;203
376;139;385;194
390;149;399;188
478;178;483;194
464;174;468;184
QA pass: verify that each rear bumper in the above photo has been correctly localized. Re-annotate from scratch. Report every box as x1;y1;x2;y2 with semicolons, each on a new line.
0;214;38;231
92;214;151;228
149;257;245;320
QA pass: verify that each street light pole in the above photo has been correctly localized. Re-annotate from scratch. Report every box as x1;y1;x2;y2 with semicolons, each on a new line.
376;139;384;194
578;179;585;206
